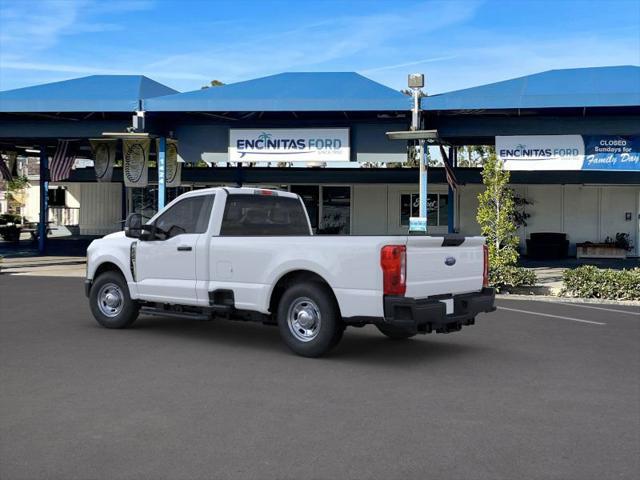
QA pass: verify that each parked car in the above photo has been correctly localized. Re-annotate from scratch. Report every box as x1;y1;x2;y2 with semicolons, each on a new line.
85;188;495;357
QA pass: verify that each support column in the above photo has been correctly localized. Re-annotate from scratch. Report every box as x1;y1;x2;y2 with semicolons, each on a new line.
419;140;428;219
447;146;456;233
157;137;166;210
38;146;48;255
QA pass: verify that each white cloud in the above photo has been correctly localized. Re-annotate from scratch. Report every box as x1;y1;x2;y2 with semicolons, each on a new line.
0;60;210;81
361;55;459;74
0;0;152;61
138;0;485;89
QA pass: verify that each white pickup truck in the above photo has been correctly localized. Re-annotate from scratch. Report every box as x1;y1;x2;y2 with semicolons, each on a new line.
86;187;495;357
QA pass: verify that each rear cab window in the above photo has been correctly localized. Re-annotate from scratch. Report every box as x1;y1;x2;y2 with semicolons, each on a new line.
220;194;311;236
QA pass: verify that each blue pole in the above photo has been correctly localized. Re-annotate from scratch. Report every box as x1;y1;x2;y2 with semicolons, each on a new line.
157;137;166;210
447;146;455;233
419;140;428;226
38;146;48;254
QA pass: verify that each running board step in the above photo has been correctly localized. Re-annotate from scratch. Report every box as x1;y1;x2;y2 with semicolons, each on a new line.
139;307;211;321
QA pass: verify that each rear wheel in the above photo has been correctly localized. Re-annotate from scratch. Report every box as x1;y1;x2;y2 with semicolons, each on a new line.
277;282;343;357
89;271;139;329
376;323;416;340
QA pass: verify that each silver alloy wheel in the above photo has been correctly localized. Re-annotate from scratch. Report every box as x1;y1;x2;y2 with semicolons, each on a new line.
97;283;124;318
287;297;322;342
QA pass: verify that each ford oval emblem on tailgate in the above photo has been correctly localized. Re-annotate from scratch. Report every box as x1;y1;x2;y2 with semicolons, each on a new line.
445;256;456;266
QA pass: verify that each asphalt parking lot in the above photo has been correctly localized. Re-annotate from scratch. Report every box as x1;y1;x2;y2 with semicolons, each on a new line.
1;275;638;480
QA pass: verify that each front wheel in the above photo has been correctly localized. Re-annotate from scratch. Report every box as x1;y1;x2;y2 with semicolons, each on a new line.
89;271;139;329
277;282;344;357
376;323;416;340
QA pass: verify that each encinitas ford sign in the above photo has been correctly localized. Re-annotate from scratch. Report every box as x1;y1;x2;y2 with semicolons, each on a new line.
497;135;584;170
229;128;350;162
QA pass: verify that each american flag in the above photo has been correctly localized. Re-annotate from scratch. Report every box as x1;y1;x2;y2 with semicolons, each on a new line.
439;145;458;190
0;156;12;181
50;140;77;182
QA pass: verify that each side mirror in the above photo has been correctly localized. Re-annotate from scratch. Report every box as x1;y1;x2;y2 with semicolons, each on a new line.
124;213;142;238
140;224;156;241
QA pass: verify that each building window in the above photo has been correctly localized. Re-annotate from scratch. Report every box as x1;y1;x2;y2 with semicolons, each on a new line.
400;193;448;227
130;187;158;220
320;186;350;235
290;185;351;235
48;188;66;207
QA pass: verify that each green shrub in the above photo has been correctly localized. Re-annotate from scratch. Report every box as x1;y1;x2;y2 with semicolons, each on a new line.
489;265;537;291
562;266;640;300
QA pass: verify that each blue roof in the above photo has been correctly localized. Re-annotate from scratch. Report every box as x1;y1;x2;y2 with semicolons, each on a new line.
0;75;178;113
145;72;410;112
422;66;640;111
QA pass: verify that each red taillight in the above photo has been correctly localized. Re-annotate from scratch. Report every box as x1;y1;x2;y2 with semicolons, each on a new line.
381;245;406;296
482;244;489;288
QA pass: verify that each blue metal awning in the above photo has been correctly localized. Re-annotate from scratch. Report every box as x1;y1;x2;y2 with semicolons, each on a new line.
422;66;640;111
0;75;178;113
145;72;411;112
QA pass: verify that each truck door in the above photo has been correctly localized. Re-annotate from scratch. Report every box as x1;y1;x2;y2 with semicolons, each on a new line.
135;194;214;305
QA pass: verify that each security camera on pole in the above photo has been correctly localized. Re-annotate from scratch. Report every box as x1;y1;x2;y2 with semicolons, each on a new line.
408;73;427;231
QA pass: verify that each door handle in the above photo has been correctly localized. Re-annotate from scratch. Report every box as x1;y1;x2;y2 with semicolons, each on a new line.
177;245;192;251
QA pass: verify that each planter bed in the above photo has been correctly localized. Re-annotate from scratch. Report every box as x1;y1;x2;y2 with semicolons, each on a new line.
576;243;627;259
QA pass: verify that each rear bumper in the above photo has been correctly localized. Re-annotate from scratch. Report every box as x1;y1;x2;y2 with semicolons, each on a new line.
383;288;496;333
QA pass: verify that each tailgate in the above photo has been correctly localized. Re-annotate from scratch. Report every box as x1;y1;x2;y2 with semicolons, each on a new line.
404;235;485;298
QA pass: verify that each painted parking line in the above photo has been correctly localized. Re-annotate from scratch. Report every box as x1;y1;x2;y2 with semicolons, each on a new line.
552;302;640;316
497;306;607;326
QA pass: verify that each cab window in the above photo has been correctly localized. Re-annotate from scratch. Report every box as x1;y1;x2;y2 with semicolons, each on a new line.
154;195;214;237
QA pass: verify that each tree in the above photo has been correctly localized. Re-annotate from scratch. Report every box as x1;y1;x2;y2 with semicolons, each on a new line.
201;80;225;89
6;175;29;214
457;145;495;167
476;153;519;268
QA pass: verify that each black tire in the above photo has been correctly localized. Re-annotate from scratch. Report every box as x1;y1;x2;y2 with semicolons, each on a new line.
376;323;417;340
277;282;343;357
89;271;139;329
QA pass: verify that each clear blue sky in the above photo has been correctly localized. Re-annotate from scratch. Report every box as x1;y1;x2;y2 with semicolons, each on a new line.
1;0;638;94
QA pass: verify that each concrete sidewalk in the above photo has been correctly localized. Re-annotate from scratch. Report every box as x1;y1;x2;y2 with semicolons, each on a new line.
0;256;86;277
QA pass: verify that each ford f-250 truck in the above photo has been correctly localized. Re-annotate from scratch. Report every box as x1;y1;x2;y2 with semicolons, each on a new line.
85;187;495;357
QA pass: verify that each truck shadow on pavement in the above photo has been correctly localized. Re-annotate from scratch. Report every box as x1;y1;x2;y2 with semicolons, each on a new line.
128;314;483;365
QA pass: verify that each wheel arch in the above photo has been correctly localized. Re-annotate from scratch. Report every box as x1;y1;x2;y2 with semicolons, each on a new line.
268;270;341;317
93;261;127;281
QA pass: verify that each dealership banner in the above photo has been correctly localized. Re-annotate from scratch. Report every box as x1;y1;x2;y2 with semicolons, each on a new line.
90;139;116;182
497;135;640;171
122;138;150;187
229;128;350;163
582;136;640;171
155;138;182;187
496;135;585;170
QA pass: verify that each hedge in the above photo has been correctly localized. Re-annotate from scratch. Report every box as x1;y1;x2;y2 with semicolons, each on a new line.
562;266;640;300
489;265;537;292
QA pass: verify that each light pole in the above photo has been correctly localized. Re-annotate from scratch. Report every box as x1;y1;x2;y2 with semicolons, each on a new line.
408;73;427;219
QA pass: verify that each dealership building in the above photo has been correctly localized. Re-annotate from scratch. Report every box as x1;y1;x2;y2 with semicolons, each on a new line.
1;66;639;256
